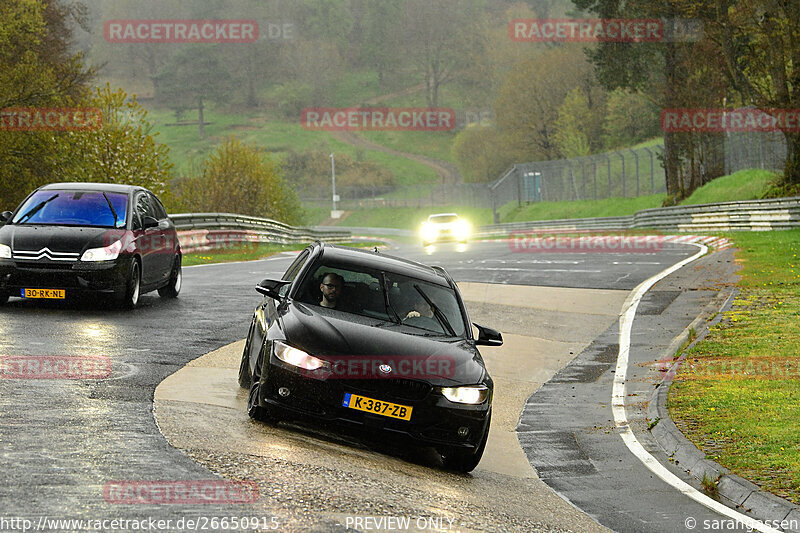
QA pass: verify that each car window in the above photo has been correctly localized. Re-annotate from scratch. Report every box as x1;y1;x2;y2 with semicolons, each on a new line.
11;190;128;228
385;272;466;337
429;215;459;223
296;260;466;337
283;250;310;283
134;193;154;229
148;193;168;220
297;262;385;319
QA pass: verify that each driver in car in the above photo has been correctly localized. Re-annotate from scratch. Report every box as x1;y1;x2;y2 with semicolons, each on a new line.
319;272;347;309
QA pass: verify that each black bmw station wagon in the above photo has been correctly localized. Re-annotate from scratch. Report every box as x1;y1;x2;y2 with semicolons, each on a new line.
0;182;181;308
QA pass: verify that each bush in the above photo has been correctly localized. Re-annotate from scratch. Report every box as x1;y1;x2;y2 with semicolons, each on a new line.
173;136;303;226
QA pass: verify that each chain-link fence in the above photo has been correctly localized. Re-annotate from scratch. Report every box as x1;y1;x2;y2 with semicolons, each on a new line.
724;131;787;174
487;145;667;219
297;134;788;217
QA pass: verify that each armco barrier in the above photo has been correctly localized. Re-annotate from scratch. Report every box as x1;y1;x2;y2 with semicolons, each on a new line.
473;196;800;237
169;213;351;253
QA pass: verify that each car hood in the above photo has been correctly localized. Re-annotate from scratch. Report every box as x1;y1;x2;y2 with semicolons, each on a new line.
0;224;111;254
280;302;488;386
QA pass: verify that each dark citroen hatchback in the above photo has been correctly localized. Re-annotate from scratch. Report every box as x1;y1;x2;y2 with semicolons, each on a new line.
0;182;181;308
238;242;503;472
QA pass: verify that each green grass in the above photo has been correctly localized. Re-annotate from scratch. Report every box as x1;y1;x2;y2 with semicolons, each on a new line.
182;241;386;266
358;130;457;163
503;194;666;222
669;229;800;504
680;169;779;206
147;106;438;186
182;243;308;266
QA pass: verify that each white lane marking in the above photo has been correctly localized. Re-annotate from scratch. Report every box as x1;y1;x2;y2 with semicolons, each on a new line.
613;243;781;533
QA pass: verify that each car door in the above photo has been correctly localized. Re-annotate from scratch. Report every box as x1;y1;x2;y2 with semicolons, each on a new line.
247;249;312;375
132;192;160;287
147;192;174;282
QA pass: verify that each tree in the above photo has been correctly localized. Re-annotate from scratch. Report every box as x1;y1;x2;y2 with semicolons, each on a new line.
694;0;800;189
400;0;485;107
359;0;403;87
0;0;94;209
554;88;592;158
153;46;233;139
604;89;660;149
571;0;734;201
452;125;516;183
494;45;595;161
58;84;174;197
177;137;303;225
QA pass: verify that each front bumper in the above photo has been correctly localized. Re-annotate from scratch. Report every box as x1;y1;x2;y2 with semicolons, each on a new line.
0;257;131;298
258;356;491;451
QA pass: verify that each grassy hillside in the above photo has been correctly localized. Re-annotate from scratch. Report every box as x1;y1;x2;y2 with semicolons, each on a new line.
680;169;779;205
146;106;439;186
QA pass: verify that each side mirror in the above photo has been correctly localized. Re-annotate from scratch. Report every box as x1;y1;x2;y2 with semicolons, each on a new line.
143;216;159;229
256;278;290;300
473;323;503;346
0;211;12;222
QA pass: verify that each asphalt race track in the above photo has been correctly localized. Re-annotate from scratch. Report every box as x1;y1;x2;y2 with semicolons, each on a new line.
0;239;742;532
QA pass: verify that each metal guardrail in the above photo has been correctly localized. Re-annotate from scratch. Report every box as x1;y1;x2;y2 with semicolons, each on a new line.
169;213;352;244
471;197;800;236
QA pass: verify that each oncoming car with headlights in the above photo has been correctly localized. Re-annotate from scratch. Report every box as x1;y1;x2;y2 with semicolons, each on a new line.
420;213;471;246
238;242;503;472
0;182;181;309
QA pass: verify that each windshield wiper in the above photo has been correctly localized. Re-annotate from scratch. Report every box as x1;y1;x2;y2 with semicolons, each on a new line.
15;194;59;224
102;192;118;227
413;284;457;337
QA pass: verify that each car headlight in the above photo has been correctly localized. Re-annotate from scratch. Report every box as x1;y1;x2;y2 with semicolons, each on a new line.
441;385;489;404
273;340;329;371
421;223;439;241
80;239;122;262
453;220;470;240
0;244;11;259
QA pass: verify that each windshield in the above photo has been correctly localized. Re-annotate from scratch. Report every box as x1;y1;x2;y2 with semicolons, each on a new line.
297;262;466;337
429;215;459;224
12;190;128;228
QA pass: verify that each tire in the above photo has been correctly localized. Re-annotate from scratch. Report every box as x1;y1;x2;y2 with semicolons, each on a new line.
158;254;182;298
441;412;491;473
247;342;279;423
0;291;8;305
238;318;257;389
119;260;141;309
